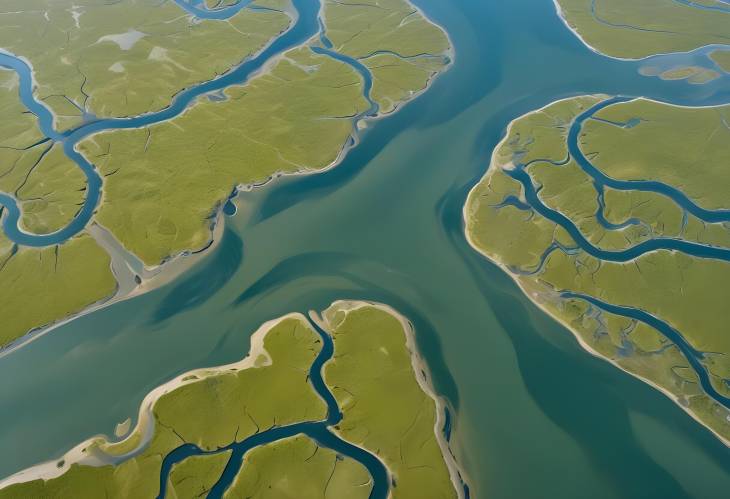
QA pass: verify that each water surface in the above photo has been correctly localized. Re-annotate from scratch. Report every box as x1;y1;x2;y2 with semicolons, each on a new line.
1;0;730;498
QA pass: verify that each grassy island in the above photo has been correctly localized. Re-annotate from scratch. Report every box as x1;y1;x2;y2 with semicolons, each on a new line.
78;45;371;265
0;315;327;497
555;0;730;58
0;70;117;347
319;301;458;499
0;302;461;498
465;96;730;444
321;0;451;113
0;0;452;349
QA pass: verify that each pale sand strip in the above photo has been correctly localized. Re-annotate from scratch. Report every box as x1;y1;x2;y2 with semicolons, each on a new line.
0;313;314;488
462;103;730;448
311;299;469;499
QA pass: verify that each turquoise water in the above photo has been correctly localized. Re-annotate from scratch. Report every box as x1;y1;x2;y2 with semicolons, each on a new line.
1;0;730;497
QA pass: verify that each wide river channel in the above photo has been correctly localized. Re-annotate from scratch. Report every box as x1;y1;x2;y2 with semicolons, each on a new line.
1;0;730;498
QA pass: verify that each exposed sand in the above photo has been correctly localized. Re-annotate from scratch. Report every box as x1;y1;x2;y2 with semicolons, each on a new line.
311;300;469;499
461;102;730;449
0;312;305;488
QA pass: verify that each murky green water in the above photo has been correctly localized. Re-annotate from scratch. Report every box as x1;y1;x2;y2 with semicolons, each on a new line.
2;0;730;497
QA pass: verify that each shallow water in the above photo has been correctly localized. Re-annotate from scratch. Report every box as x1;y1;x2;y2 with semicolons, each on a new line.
1;0;730;497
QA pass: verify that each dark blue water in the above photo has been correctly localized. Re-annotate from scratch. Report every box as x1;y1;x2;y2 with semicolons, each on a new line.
155;317;390;499
2;1;730;498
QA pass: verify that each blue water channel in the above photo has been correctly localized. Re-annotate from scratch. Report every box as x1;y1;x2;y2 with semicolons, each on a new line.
500;92;730;410
174;0;253;19
505;166;730;262
0;0;323;247
3;0;730;497
155;317;390;499
500;94;730;264
568;97;730;223
0;0;399;493
563;292;730;409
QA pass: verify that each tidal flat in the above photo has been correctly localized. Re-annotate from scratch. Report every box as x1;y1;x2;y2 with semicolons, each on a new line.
0;303;462;499
555;0;730;59
464;95;730;445
0;0;451;349
3;0;730;497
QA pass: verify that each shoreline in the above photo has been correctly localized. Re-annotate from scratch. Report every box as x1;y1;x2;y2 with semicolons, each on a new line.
0;207;227;359
0;1;454;358
0;301;466;493
0;312;293;488
312;300;469;499
551;0;730;62
462;109;730;449
0;0;455;356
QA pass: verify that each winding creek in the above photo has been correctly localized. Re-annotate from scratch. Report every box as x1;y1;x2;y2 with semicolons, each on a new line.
2;0;730;498
500;93;730;409
562;292;730;408
0;0;356;247
155;317;391;499
569;97;730;223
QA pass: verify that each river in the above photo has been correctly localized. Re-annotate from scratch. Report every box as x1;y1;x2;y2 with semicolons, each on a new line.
1;0;730;498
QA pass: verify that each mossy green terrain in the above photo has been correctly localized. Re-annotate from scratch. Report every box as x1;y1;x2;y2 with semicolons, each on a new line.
78;46;370;264
556;0;730;58
166;451;231;499
323;0;450;58
224;435;372;499
0;0;293;121
0;303;460;498
0;0;451;349
659;66;720;84
0;315;327;498
363;53;447;114
322;302;457;499
0;70;83;234
74;0;451;266
582;98;730;210
465;96;730;442
0;69;117;348
0;231;117;349
322;0;451;113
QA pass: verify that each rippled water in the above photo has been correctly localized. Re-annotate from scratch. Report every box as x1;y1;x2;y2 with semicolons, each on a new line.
1;0;730;497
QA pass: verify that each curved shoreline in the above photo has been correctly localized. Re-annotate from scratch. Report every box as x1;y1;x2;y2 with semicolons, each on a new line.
312;300;470;499
551;0;730;62
0;301;468;497
0;207;227;359
0;310;282;488
463;103;730;448
0;0;454;249
0;0;454;355
0;0;304;247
